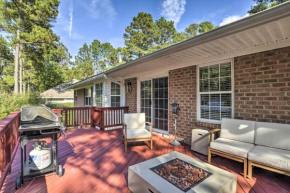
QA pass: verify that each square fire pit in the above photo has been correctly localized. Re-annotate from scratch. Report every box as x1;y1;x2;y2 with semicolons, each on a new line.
128;151;237;193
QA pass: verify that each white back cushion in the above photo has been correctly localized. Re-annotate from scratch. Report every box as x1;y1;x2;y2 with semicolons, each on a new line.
255;122;290;150
220;118;255;143
124;113;146;130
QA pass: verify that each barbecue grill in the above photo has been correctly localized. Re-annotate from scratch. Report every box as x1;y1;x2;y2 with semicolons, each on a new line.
15;105;66;189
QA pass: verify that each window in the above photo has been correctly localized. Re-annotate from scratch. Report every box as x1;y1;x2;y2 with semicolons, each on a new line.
74;90;77;102
111;82;120;107
85;88;91;106
95;83;103;107
198;62;232;122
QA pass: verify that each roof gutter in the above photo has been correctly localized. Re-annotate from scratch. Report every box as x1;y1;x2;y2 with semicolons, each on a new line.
105;1;290;76
65;74;105;90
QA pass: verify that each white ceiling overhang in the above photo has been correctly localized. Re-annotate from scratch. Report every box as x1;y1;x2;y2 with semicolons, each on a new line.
106;2;290;79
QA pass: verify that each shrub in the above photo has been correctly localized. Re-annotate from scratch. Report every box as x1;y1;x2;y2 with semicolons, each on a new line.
0;92;42;120
45;102;74;109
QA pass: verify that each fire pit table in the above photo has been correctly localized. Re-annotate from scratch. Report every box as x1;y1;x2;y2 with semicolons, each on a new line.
128;151;237;193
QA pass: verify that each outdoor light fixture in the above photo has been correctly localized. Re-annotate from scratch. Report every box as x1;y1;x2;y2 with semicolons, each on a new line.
171;102;180;115
170;102;181;146
126;81;132;93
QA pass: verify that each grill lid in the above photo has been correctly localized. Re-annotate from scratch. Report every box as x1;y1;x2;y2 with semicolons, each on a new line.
21;106;58;123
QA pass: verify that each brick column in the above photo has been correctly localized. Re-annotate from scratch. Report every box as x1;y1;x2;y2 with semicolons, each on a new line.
169;66;197;144
125;77;137;113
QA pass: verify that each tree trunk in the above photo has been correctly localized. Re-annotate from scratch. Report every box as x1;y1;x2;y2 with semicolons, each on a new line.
23;65;26;95
20;55;23;94
14;29;20;93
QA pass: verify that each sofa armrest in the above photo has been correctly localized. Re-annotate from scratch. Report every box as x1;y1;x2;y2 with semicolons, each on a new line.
122;122;127;138
209;128;221;142
146;122;152;136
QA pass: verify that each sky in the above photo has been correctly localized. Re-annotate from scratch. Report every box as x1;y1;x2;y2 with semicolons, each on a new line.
53;0;255;58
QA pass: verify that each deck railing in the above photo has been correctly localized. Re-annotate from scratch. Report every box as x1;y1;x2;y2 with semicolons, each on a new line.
93;107;129;130
0;111;21;188
52;106;129;130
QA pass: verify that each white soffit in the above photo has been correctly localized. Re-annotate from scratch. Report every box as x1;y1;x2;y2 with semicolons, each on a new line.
107;3;290;78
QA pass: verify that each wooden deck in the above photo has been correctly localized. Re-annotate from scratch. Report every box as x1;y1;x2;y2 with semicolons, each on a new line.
1;127;290;193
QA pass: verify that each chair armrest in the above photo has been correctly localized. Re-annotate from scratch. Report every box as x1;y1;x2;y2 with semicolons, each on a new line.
122;122;127;138
146;122;152;126
209;128;221;142
146;122;153;136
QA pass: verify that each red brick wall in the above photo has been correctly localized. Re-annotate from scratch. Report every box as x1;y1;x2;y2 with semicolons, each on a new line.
125;77;137;113
234;46;290;124
169;66;197;144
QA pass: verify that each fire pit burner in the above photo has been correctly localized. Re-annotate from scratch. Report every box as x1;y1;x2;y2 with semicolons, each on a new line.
150;158;212;192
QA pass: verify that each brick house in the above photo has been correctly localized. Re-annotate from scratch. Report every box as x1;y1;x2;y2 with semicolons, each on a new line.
66;3;290;144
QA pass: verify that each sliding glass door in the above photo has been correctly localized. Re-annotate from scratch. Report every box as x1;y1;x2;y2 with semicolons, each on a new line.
141;80;152;122
141;77;168;132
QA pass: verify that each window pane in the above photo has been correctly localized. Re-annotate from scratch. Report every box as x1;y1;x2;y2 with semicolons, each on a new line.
210;64;219;78
154;119;159;128
200;67;209;79
220;63;231;77
159;78;164;88
155;99;159;108
210;107;220;120
111;96;116;103
111;89;116;95
164;88;168;98
201;94;209;106
145;99;150;107
116;87;120;95
155;109;159;118
210;94;220;107
154;79;158;88
221;94;231;107
164;99;168;109
201;107;209;119
200;79;209;92
159;99;164;108
220;77;231;91
164;77;168;88
210;78;219;92
159;89;164;98
221;108;232;119
115;96;120;103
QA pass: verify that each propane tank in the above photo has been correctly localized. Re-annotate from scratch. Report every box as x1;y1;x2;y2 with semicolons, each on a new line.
29;141;52;170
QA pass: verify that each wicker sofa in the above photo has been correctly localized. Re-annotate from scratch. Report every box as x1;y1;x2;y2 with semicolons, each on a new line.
208;118;290;178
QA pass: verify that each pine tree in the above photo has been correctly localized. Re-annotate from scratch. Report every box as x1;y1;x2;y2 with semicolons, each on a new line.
124;12;157;58
0;0;60;93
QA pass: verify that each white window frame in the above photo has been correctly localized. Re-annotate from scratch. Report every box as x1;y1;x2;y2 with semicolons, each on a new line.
111;82;121;107
94;83;103;107
74;90;78;102
85;88;91;106
196;59;234;124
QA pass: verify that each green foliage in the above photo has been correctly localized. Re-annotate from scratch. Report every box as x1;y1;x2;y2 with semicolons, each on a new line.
198;21;216;34
155;17;176;48
73;43;94;80
0;92;42;120
248;0;289;14
124;12;157;58
185;23;199;37
45;102;74;109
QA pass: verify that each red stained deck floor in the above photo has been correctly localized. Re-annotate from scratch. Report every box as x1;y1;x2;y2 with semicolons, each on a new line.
1;127;290;193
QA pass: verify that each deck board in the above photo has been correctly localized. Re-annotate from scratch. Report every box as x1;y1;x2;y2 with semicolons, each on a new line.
1;127;290;193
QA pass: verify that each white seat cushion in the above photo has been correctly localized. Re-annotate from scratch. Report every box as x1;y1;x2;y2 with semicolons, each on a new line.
249;146;290;172
220;118;255;144
210;138;254;158
255;122;290;151
124;128;151;139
